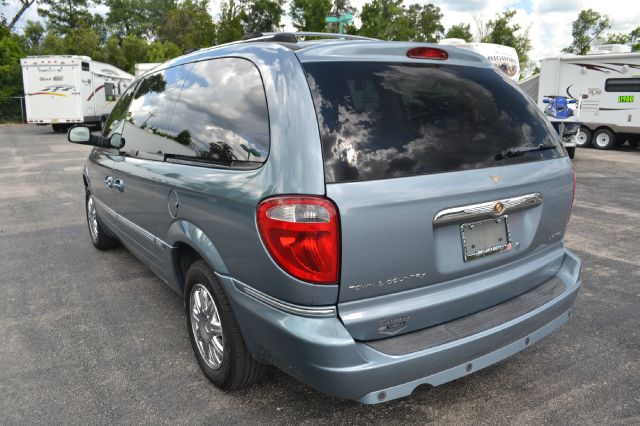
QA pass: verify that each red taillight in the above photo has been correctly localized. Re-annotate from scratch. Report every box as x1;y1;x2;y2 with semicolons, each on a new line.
407;47;448;60
257;196;340;284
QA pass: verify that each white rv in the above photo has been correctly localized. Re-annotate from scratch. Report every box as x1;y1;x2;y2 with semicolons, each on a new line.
134;63;160;77
21;55;134;132
438;39;520;81
536;46;640;149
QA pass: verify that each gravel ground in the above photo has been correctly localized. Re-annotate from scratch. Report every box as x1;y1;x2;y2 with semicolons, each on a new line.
1;124;639;425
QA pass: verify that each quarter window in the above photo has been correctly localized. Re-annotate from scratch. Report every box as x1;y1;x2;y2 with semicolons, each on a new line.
165;58;270;167
605;78;640;92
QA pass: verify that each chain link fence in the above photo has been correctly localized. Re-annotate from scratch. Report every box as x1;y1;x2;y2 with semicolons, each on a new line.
0;97;26;124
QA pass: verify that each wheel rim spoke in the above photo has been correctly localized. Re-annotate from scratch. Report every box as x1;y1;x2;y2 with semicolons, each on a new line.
190;284;224;370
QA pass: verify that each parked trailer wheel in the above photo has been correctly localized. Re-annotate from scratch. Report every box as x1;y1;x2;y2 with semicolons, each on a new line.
592;129;616;150
575;127;592;147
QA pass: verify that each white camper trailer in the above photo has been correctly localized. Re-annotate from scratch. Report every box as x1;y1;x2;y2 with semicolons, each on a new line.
21;55;134;132
134;63;160;77
537;47;640;149
438;39;520;81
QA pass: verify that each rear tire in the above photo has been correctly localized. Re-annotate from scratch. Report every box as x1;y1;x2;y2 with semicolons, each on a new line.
185;260;265;391
592;129;616;150
86;192;118;250
567;147;575;159
575;127;592;148
52;123;66;133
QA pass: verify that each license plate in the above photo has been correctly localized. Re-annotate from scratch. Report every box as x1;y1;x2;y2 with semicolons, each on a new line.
461;216;512;261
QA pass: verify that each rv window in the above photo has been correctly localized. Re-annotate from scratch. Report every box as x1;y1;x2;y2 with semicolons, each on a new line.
105;83;115;101
81;62;90;71
605;78;640;92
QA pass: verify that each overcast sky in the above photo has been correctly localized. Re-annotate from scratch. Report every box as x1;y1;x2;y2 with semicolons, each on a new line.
4;0;639;63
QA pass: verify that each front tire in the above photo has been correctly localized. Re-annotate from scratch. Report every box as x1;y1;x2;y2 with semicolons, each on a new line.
592;129;616;150
185;260;264;390
86;193;118;250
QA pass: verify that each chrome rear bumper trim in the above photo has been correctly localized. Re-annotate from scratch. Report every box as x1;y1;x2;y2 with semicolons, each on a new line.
433;193;542;225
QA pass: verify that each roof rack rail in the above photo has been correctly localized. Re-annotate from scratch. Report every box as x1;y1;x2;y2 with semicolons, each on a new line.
241;32;378;43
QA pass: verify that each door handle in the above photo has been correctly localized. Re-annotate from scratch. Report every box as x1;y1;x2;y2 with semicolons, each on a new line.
104;176;113;188
112;178;125;192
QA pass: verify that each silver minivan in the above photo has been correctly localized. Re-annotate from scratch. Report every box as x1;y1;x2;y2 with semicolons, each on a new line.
68;32;582;404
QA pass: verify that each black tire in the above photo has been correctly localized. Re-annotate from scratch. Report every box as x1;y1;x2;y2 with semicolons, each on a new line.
567;147;575;159
629;139;639;149
52;123;65;133
575;126;592;148
85;192;118;250
592;128;616;150
185;260;264;390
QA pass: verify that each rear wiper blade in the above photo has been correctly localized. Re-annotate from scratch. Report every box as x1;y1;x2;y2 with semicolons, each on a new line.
495;144;557;160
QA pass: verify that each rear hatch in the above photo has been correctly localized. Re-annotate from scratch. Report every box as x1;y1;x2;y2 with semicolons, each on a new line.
299;48;574;341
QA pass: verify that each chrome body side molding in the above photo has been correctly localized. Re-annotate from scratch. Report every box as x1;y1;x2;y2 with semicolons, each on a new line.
433;193;543;226
233;280;337;318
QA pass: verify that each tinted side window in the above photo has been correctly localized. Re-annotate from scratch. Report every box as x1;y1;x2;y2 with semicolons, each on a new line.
605;78;640;92
102;81;138;147
166;58;270;166
122;65;191;158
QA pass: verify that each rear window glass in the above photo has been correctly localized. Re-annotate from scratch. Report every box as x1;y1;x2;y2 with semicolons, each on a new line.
303;62;563;183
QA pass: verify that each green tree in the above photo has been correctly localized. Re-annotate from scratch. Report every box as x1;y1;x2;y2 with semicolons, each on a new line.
0;32;25;121
158;0;216;50
289;0;332;32
445;23;473;41
630;27;640;51
410;3;443;42
37;0;93;35
103;0;148;38
603;33;629;45
482;10;531;70
217;0;244;43
22;20;46;52
242;0;285;33
358;0;413;41
146;40;182;62
5;0;36;31
563;9;611;55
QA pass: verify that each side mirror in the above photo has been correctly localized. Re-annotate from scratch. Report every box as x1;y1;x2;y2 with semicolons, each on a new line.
68;126;92;144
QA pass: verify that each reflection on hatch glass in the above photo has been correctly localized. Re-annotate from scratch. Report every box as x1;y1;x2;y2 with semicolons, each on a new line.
303;62;562;183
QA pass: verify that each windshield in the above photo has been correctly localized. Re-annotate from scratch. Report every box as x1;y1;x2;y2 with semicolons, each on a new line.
303;62;563;183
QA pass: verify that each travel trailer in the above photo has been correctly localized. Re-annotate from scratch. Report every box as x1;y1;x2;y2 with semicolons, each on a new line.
534;46;640;149
134;63;160;77
21;55;134;132
438;39;520;81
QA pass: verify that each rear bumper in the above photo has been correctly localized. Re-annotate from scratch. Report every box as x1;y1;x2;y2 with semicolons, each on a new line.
219;249;581;403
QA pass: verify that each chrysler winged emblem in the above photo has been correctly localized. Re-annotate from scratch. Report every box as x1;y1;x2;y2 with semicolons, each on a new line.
493;202;505;215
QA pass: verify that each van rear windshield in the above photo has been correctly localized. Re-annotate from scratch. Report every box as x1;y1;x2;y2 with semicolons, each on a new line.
303;62;563;183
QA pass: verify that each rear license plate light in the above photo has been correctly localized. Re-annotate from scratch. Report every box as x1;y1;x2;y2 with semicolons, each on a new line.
461;217;512;261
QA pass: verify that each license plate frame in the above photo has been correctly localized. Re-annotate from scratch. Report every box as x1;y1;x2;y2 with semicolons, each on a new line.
460;216;512;262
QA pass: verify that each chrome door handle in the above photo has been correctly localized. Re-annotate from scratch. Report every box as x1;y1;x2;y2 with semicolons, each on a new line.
104;176;113;188
112;178;125;192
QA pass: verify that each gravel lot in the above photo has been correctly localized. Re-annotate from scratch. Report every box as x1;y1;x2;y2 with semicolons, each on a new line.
1;124;639;425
